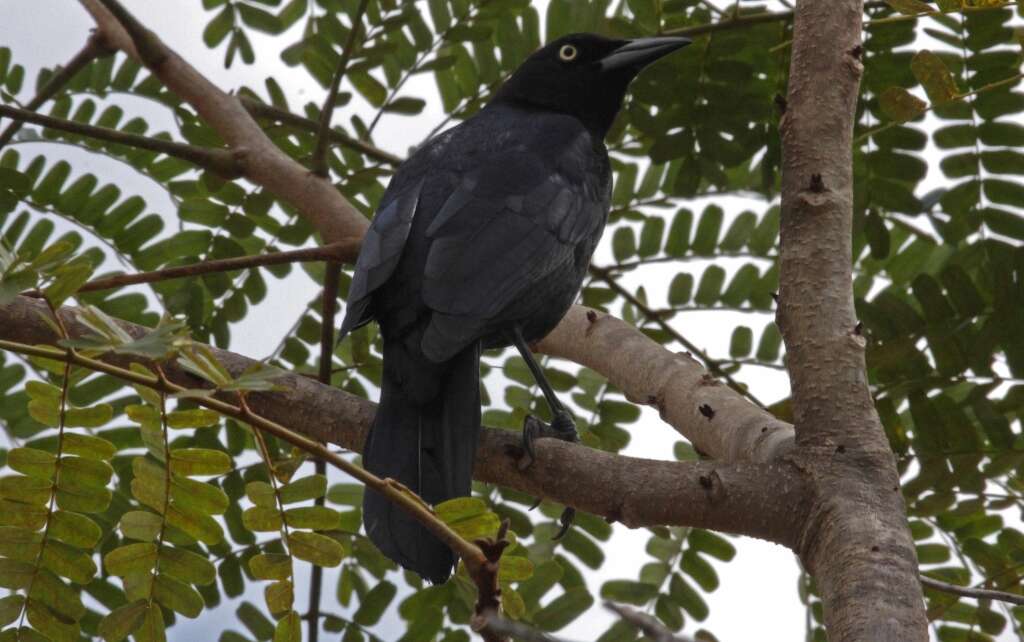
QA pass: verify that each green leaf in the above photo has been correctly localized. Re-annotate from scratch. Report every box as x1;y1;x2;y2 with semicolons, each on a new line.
159;545;216;586
264;579;293;615
246;481;277;508
0;594;25;627
668;273;693;305
681;550;718;591
274;610;301;642
104;542;157;577
729;326;753;358
0;558;36;589
287;531;344;567
203;6;235;47
41;538;96;584
911;51;959;105
166;408;220;429
284;506;340;531
152;576;204;622
119;510;164;542
9;447;56;480
0;474;52;504
534;587;594;632
600;579;658;605
498;555;534;582
353;580;396;626
611;226;636;262
98;599;148;642
169;448;231;476
134;603;166;642
243;505;282;532
885;0;932;14
880;87;928;123
278;474;326;504
250;553;291;581
688;529;736;561
62;433;116;460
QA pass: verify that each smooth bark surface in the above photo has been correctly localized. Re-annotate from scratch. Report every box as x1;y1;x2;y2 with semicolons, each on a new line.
0;295;806;545
779;1;927;639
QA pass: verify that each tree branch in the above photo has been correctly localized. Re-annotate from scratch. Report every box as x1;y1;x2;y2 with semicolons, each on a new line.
604;602;695;642
21;241;361;297
239;96;402;167
589;265;768;410
78;0;367;243
0;295;807;547
920;575;1024;607
308;260;342;642
311;0;370;177
0;104;242;179
536;306;794;463
778;0;926;639
0;33;114;149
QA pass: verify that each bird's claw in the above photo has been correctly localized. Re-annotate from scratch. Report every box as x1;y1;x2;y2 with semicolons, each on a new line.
553;506;576;540
518;411;579;471
516;413;578;537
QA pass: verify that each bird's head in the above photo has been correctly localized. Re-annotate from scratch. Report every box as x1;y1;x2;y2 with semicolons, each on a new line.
493;33;691;137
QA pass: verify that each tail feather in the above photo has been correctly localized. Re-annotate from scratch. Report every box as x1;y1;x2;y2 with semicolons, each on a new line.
362;340;481;583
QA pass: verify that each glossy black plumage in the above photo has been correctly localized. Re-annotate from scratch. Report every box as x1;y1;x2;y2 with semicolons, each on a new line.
337;33;690;583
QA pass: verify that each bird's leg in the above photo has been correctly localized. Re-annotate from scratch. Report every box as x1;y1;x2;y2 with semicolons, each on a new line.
509;326;578;539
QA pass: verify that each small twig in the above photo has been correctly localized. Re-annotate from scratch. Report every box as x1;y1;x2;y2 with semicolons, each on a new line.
21;240;360;298
239;96;401;167
93;0;169;68
663;0;888;37
604;602;696;642
308;260;341;642
0;33;114;149
311;0;371;177
920;575;1024;607
0;104;242;179
589;265;767;409
477;613;567;642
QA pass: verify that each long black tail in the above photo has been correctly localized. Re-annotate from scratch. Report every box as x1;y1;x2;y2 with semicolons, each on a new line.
361;339;481;584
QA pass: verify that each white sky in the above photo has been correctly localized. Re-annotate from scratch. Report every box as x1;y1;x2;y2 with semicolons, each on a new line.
5;1;993;640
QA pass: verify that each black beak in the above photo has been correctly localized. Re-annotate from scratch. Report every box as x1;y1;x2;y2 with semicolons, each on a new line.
599;37;692;72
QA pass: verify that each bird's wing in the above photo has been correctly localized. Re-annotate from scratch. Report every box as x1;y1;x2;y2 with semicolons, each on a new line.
419;127;606;357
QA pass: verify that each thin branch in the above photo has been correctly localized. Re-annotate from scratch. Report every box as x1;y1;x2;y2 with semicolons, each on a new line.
21;240;361;297
920;575;1024;607
0;296;807;547
664;0;887;37
80;0;366;242
0;33;114;149
308;260;342;642
604;602;696;642
589;265;768;409
0;104;242;179
0;336;491;578
239;96;402;167
477;614;567;642
311;0;371;177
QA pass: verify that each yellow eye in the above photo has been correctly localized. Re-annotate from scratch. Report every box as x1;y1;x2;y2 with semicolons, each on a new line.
559;44;578;62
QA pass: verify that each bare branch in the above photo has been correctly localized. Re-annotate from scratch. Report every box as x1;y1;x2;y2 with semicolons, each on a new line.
0;33;114;149
79;0;367;243
239;96;402;167
590;265;767;409
920;575;1024;607
0;104;242;178
21;241;361;297
308;260;342;642
778;0;926;639
604;602;695;642
537;306;794;463
311;0;371;177
0;295;807;547
477;614;567;642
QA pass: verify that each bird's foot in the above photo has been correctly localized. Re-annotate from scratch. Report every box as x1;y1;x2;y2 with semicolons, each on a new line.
518;411;579;471
516;412;578;539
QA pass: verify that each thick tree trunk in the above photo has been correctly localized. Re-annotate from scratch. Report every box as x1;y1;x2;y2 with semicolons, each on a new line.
778;1;928;639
